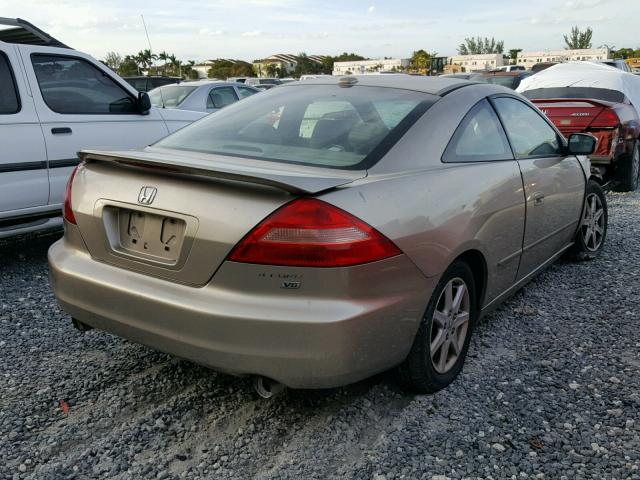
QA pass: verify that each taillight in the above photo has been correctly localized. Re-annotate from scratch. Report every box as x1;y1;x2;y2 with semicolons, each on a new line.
590;108;620;128
63;163;82;225
228;198;402;267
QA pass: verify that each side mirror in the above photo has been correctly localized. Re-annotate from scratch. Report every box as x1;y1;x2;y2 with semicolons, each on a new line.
567;133;597;156
137;92;151;115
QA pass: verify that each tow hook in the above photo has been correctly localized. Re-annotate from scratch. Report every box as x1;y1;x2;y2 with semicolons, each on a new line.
71;318;93;332
252;376;286;399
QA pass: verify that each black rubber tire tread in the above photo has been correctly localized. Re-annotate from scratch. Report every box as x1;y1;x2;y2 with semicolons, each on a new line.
614;140;639;192
396;260;477;394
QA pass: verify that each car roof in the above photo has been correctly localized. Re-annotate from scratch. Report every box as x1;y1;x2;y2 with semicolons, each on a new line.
162;80;253;88
284;75;471;96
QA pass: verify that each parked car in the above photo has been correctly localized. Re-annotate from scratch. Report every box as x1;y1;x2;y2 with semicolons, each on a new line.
441;73;480;80
245;78;281;87
475;70;535;90
494;65;526;72
531;62;560;73
50;75;606;395
122;76;182;92
596;60;632;73
148;81;259;113
0;18;205;238
227;77;249;83
518;62;640;191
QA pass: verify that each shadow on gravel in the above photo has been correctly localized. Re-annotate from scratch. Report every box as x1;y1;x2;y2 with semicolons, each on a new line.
0;230;62;269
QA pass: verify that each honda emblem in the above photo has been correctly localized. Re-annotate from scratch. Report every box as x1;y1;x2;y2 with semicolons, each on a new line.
138;186;157;205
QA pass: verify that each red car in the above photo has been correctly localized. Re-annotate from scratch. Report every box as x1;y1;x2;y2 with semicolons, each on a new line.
521;86;640;191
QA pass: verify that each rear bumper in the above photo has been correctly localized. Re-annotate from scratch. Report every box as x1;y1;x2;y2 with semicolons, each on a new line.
48;237;434;388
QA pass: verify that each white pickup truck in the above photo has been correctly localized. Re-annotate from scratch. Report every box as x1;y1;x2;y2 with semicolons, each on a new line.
0;18;206;238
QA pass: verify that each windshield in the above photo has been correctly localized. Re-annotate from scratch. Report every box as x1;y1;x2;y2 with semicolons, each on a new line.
149;86;197;108
154;85;431;169
521;87;626;103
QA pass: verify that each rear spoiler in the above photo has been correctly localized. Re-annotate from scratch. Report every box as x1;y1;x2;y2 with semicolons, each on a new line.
78;149;365;195
528;98;618;108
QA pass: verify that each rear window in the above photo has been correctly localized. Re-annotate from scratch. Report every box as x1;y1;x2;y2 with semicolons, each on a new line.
154;85;432;170
521;87;625;103
149;85;197;107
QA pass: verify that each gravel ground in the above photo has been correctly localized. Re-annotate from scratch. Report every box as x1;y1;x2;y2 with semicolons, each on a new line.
1;191;639;480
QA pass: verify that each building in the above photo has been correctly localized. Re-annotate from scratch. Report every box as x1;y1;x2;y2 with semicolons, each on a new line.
516;48;609;68
332;58;410;76
446;54;504;72
253;54;327;77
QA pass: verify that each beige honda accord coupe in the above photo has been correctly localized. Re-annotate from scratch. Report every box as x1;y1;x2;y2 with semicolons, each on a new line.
49;76;607;394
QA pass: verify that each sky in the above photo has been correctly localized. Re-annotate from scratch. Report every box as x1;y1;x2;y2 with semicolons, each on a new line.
1;0;638;62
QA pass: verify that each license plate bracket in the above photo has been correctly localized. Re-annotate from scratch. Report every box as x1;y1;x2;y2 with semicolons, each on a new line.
114;208;186;263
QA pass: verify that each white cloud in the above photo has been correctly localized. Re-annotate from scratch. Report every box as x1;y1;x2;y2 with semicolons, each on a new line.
241;30;263;37
368;5;376;13
199;28;223;36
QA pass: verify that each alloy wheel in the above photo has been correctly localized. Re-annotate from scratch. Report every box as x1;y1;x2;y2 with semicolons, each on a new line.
429;277;471;374
581;193;605;252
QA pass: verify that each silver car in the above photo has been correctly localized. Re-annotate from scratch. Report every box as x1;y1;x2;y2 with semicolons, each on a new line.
49;76;607;394
148;81;259;113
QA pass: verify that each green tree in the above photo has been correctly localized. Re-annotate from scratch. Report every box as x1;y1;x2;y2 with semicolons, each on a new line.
265;63;279;77
564;26;593;49
183;60;198;80
118;55;141;76
508;48;522;61
409;49;435;73
103;51;123;72
458;37;504;55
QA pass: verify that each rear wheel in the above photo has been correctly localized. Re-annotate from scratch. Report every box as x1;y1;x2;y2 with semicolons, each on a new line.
396;261;477;393
568;180;608;261
615;141;639;192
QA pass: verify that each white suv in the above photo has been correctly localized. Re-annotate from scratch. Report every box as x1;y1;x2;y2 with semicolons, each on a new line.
0;18;206;238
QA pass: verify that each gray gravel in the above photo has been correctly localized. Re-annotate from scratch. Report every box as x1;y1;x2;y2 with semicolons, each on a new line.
1;191;639;480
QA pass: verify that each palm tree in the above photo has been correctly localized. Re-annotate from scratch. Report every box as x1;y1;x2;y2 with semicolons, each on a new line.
158;51;169;75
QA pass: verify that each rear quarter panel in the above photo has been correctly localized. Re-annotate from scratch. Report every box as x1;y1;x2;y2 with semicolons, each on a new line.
322;85;527;307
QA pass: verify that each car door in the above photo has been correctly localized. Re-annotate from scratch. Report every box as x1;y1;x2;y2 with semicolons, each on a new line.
206;86;239;113
492;96;585;280
0;45;48;213
441;98;526;301
19;46;170;208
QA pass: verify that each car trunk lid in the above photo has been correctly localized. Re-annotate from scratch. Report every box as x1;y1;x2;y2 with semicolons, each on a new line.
71;149;366;286
530;99;609;135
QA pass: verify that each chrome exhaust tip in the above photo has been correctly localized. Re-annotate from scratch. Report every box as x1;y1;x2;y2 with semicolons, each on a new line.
252;376;285;399
71;318;93;332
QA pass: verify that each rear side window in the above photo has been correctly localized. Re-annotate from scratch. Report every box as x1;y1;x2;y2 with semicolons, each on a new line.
207;86;238;109
31;54;137;114
149;86;197;107
493;97;563;158
0;52;20;114
237;86;257;99
442;99;513;162
155;85;433;170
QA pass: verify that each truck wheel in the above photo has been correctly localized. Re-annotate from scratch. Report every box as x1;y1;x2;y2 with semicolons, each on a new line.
396;260;477;393
615;141;639;192
568;180;608;261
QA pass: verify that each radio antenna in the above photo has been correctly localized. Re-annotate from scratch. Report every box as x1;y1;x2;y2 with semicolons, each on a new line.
140;14;166;107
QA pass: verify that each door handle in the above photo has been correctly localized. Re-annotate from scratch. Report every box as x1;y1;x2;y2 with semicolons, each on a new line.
533;192;545;205
51;127;72;135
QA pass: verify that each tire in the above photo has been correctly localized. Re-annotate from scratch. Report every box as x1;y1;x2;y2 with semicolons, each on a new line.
615;140;639;192
396;260;477;393
568;180;608;261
